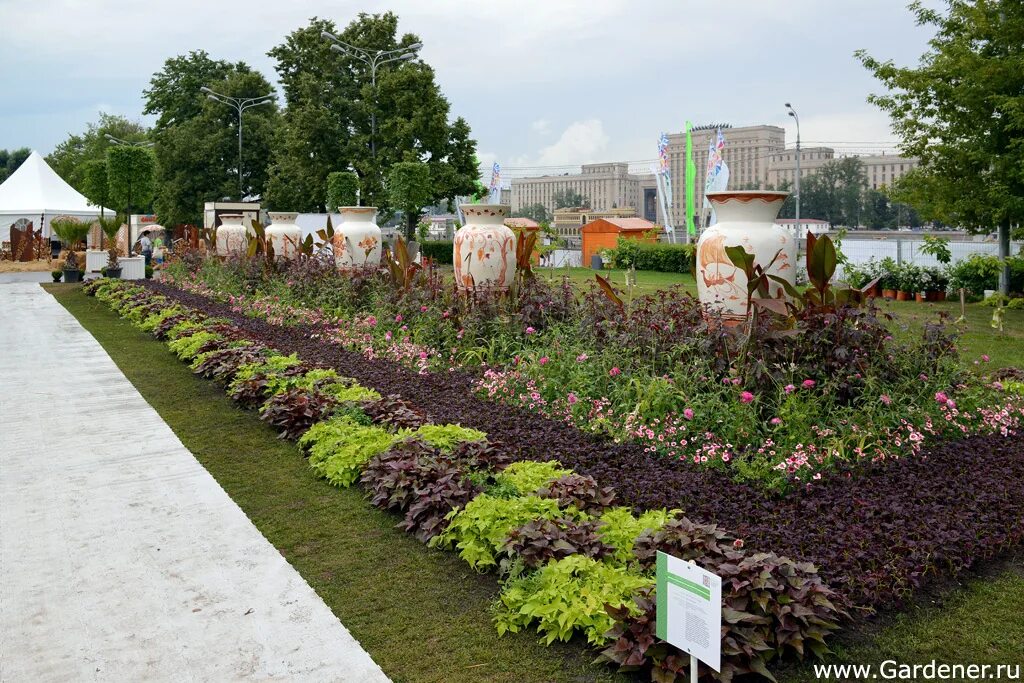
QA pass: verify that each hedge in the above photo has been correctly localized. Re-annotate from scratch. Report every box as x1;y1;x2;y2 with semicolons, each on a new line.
420;240;454;265
611;240;695;274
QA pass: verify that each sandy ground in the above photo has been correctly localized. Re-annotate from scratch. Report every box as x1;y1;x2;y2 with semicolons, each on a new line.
0;259;55;272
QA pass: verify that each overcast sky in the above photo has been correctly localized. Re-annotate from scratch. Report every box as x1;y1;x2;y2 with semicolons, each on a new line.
0;0;938;173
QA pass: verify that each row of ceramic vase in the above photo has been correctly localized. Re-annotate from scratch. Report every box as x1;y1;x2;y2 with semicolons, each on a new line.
216;192;794;315
214;204;519;291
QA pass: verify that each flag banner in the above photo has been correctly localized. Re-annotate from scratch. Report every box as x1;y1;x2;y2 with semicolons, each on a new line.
703;128;726;209
655;134;674;237
489;162;502;204
707;160;730;226
685;122;696;237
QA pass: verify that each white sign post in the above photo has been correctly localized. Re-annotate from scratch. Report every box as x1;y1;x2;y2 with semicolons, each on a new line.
656;551;722;681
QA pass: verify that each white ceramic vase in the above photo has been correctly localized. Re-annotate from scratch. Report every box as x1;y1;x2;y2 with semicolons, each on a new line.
216;214;248;258
267;212;302;260
696;191;795;321
453;204;516;291
332;207;382;270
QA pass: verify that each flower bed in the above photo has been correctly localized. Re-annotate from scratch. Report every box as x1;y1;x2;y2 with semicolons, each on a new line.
87;274;1024;681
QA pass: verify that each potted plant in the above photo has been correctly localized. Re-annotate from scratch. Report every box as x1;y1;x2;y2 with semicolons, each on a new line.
879;257;898;299
62;250;82;283
105;247;122;279
51;269;63;283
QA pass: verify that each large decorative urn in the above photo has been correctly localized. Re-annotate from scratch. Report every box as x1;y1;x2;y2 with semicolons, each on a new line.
267;212;302;260
216;214;248;258
696;191;795;322
331;207;382;270
453;204;516;291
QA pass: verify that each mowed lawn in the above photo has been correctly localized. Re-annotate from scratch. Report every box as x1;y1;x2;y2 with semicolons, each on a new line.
48;284;1024;682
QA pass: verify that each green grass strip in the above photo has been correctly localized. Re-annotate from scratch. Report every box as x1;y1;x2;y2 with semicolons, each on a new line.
48;285;624;683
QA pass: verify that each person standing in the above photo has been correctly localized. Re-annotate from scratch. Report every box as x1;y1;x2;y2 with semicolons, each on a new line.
139;233;153;267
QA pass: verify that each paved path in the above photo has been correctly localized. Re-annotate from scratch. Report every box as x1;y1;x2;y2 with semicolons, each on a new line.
0;283;390;682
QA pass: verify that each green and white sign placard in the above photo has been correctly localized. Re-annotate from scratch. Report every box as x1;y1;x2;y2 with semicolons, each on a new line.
656;551;722;673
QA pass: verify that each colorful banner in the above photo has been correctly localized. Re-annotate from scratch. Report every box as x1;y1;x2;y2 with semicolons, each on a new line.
488;162;502;205
685;122;696;238
703;128;726;209
655;133;674;239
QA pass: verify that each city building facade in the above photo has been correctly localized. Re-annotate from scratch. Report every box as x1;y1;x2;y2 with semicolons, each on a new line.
767;149;918;190
552;206;638;247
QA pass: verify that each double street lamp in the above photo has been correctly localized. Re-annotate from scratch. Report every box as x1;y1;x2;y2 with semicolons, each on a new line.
200;87;275;200
785;103;801;238
320;32;422;159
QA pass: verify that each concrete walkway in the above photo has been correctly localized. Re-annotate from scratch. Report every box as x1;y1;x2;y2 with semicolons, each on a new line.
0;283;390;682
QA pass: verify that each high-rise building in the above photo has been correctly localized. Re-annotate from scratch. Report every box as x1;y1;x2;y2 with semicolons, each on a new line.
766;149;918;190
510;162;642;218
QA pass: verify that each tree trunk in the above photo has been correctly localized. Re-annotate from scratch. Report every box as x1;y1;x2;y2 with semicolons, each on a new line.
405;211;417;242
998;215;1011;295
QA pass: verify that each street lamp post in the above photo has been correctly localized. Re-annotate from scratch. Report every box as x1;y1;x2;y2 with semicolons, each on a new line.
320;32;422;159
785;103;801;238
105;134;155;253
200;87;274;200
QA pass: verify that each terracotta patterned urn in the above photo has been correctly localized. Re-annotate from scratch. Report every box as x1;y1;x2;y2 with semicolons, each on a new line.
696;191;794;322
454;204;516;291
267;212;302;260
332;207;382;270
216;214;248;258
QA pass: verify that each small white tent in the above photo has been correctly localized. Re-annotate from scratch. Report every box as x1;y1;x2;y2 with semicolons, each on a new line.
0;150;113;241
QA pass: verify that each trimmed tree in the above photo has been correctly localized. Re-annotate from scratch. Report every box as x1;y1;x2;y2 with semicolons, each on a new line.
107;146;155;252
326;171;360;210
388;161;432;241
856;1;1024;294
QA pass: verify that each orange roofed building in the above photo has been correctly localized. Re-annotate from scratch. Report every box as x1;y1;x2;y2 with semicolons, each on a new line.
581;217;658;266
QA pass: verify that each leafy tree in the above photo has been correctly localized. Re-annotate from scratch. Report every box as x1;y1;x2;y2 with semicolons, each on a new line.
0;148;30;184
47;114;149;189
513;203;550;223
107;146;155;225
266;13;479;215
552;188;589;209
80;160;110;218
326;171;360;210
145;54;278;224
388;161;432;240
857;0;1024;293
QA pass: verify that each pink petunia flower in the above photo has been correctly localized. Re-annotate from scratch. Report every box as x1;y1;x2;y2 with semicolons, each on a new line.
935;391;948;403
879;394;892;405
982;354;991;362
395;314;403;323
525;326;536;335
770;417;782;425
567;392;578;405
539;356;549;366
784;384;796;394
576;353;589;362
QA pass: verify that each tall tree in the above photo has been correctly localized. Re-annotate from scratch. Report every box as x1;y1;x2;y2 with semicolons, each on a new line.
107;146;155;226
0;148;31;184
47;114;149;190
857;0;1024;293
513;203;550;223
80;159;111;218
551;188;589;209
266;13;479;215
145;54;278;225
388;161;432;240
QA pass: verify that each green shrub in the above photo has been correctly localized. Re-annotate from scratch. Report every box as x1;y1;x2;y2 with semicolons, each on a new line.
167;331;222;361
496;460;573;495
493;555;652;645
413;423;487;451
947;253;1001;295
1008;297;1024;310
283;368;381;403
140;305;184;333
596;507;676;564
299;416;407;488
420;240;454;265
432;494;565;570
326;171;359;210
611;238;694;273
166;320;205;341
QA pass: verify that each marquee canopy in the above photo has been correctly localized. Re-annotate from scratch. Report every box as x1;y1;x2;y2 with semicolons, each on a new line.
0;150;113;240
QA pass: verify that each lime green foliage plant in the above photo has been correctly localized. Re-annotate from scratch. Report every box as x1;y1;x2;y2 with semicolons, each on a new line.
433;494;565;570
496;461;573;496
596;507;677;564
299;416;407;488
494;555;653;645
413;423;487;451
167;330;222;361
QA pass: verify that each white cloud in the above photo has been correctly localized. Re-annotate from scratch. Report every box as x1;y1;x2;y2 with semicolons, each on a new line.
530;119;610;166
530;119;550;135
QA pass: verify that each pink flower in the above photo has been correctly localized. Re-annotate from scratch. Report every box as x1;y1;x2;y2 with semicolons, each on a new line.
802;379;816;389
567;392;578;405
384;331;392;341
366;316;377;327
946;399;957;409
784;384;796;394
395;314;403;323
733;539;744;549
609;367;621;377
576;353;589;362
442;310;450;319
935;391;948;404
982;354;991;362
731;378;741;386
770;417;782;425
419;351;427;360
683;408;694;420
879;394;892;406
420;305;428;312
525;326;536;335
539;356;550;366
739;391;755;404
456;329;464;339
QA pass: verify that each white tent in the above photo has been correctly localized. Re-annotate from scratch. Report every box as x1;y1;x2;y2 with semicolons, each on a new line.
0;150;114;241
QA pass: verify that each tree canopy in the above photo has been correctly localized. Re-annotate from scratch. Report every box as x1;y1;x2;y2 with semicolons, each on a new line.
47;114;149;190
857;0;1024;290
145;54;279;225
513;203;550;223
0;148;31;184
107;146;155;217
552;188;590;209
265;13;479;215
388;161;432;240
